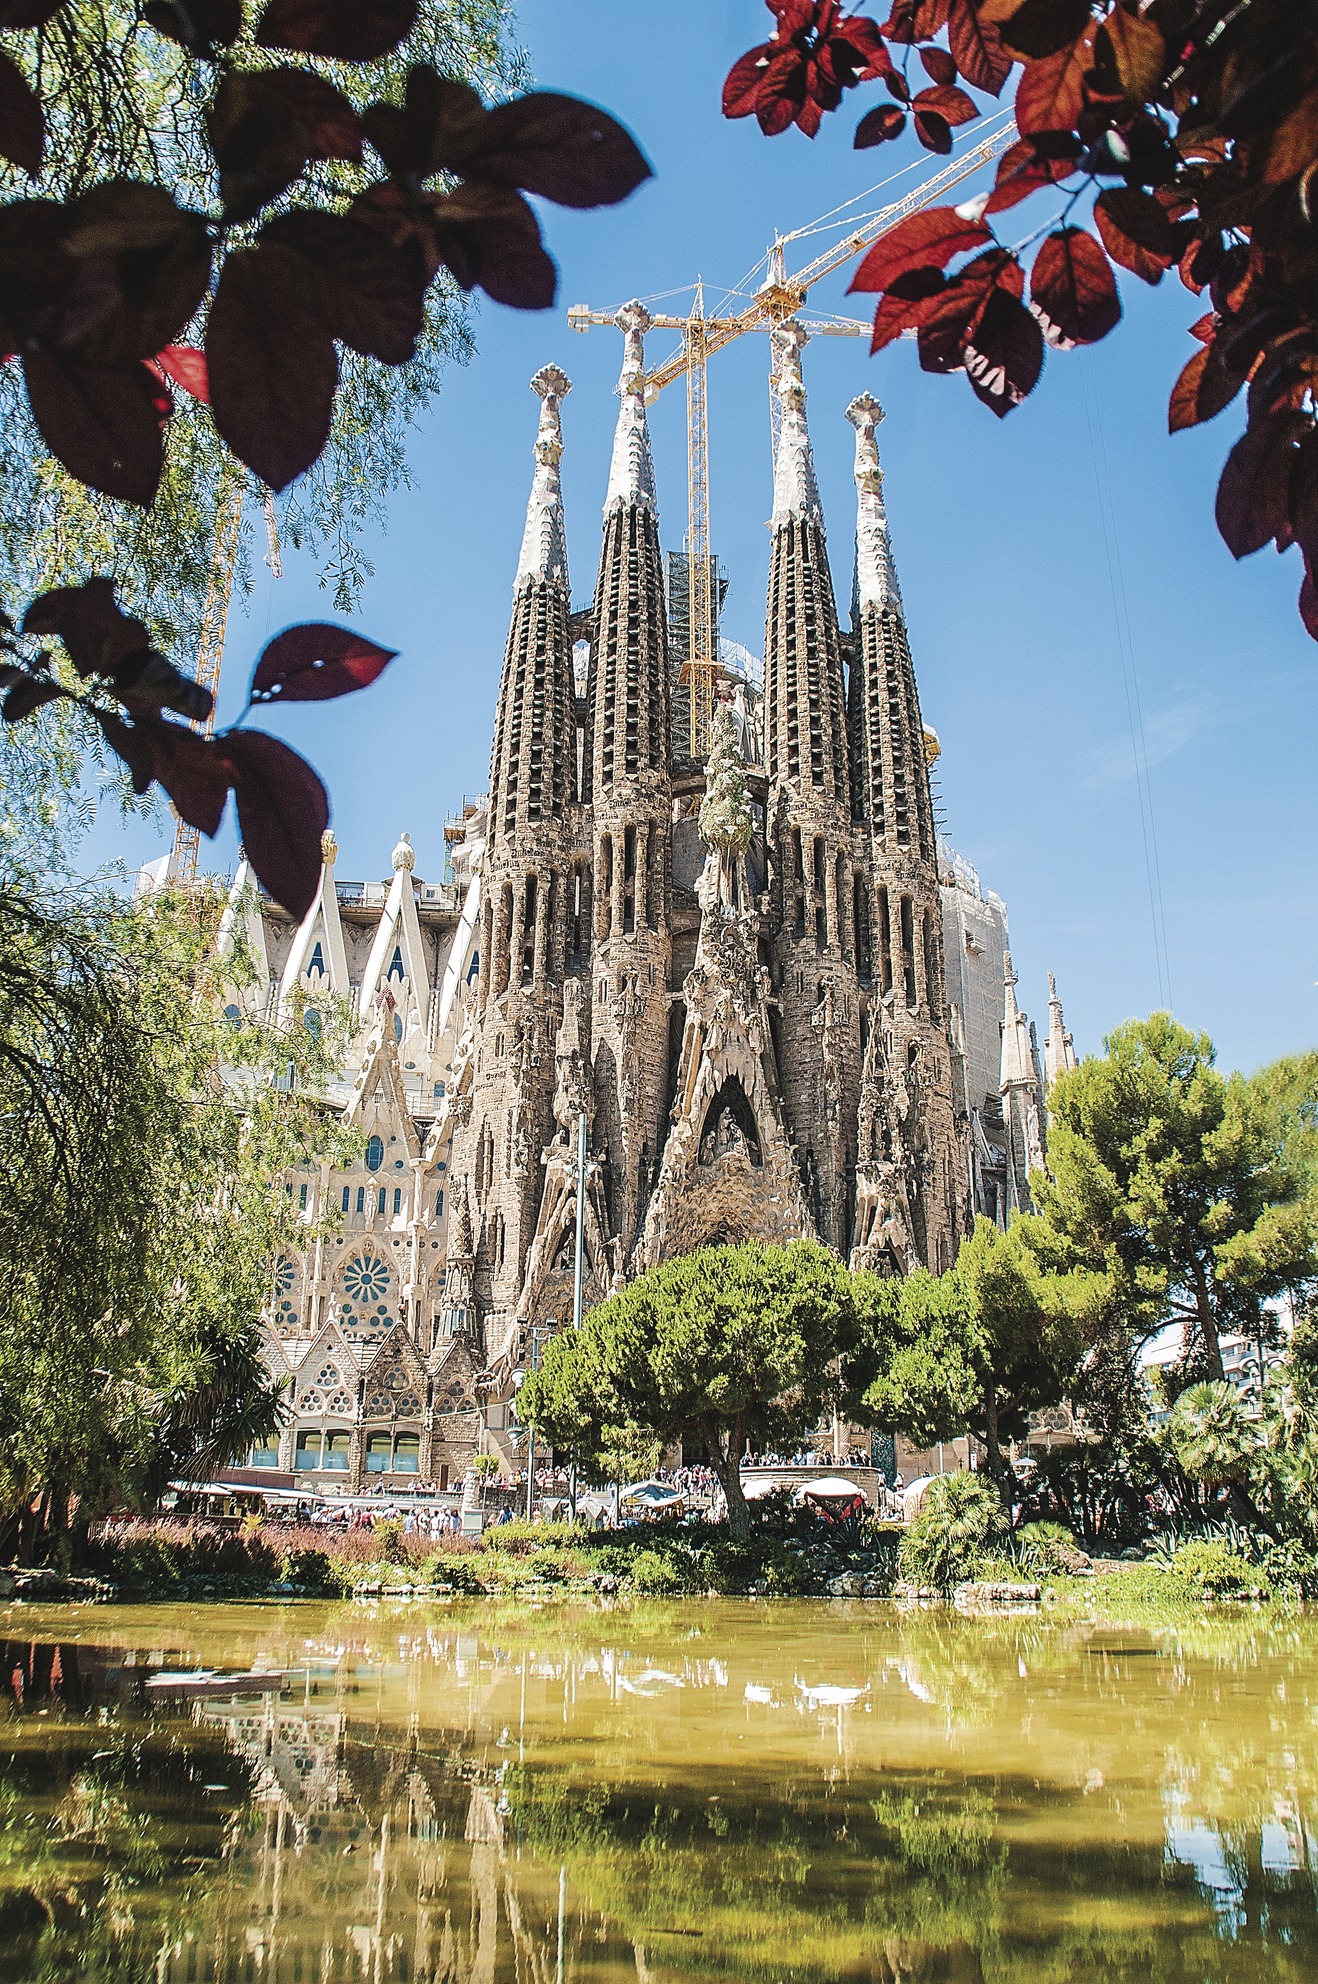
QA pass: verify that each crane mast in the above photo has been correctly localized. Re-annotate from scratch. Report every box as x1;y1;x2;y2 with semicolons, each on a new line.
568;118;1014;762
170;474;244;882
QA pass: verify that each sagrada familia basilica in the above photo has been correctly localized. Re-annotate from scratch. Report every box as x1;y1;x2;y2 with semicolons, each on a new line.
214;310;1077;1490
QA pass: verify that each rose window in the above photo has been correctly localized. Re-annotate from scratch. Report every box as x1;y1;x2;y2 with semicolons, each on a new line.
342;1254;390;1304
273;1255;297;1296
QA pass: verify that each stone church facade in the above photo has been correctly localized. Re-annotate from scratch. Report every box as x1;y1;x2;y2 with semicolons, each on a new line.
213;310;1076;1492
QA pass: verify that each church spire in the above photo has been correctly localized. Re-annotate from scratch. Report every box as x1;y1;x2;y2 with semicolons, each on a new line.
585;300;669;796
846;392;902;614
604;300;657;514
488;366;576;847
1045;971;1078;1087
999;952;1036;1094
771;322;823;527
762;324;848;806
846;393;934;857
515;364;570;589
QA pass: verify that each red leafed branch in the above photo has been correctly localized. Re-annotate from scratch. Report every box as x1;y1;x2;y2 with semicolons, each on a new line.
1;580;398;918
721;0;1318;646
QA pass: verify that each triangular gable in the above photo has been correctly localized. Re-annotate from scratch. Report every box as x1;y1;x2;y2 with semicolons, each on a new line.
214;859;271;1011
279;840;349;1016
291;1318;360;1411
358;839;432;1029
361;1332;427;1415
343;1001;421;1161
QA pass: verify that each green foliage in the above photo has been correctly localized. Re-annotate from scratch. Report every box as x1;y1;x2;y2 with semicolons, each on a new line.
1166;1381;1258;1489
519;1239;861;1535
899;1472;1007;1593
627;1547;696;1597
0;879;358;1560
861;1219;1076;1501
1033;1015;1317;1384
1170;1537;1265;1601
1012;1520;1088;1577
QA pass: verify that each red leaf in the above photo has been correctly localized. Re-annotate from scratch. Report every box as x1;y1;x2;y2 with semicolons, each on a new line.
147;720;234;834
22;352;164;506
1094;186;1177;285
919;45;958;85
855;103;907;148
428;183;556;310
914;108;953;153
449;92;652;210
59;182;212;366
255;0;418;61
1029;227;1121;345
1287;435;1318;579
1014;31;1093;138
984;135;1074;213
1300;572;1318;642
997;0;1092;60
868;266;950;351
880;0;950;44
1215;415;1306;560
849;205;991;293
206;242;338;491
912;247;1021;370
1167;343;1245;432
151;343;209;402
948;0;1012;94
143;0;242;46
2;675;63;722
24;575;150;679
208;68;363;221
723;44;771;119
964;286;1044;415
261;211;426;364
226;730;329;921
912;83;977;126
0;49;43;176
251;623;398;703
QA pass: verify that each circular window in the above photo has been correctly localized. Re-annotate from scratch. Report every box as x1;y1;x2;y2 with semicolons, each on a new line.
224;1003;242;1025
273;1255;297;1296
365;1135;384;1172
343;1253;390;1304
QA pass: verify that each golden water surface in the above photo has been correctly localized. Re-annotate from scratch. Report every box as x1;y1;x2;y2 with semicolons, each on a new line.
1;1598;1316;1982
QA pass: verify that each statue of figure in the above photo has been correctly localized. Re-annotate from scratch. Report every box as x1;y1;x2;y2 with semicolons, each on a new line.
698;701;753;913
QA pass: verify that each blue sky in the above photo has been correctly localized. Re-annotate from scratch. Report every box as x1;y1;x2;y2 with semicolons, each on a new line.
92;0;1318;1076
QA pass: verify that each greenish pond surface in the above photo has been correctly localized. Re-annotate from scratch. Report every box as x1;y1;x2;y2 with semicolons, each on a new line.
1;1600;1317;1982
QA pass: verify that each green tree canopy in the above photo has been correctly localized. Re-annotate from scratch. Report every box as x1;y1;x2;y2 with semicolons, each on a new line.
860;1218;1077;1506
0;876;357;1561
518;1239;861;1536
1031;1014;1316;1385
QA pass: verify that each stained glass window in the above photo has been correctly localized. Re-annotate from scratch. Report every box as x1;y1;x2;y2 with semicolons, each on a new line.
343;1255;390;1304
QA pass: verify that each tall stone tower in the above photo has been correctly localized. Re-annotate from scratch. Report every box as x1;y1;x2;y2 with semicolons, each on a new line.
845;392;962;1273
465;365;577;1316
763;325;861;1253
582;303;673;1252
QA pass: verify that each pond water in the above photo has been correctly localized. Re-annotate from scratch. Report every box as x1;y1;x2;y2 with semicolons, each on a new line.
2;1599;1317;1982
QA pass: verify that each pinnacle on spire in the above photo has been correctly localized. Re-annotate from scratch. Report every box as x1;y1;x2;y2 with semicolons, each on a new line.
846;392;903;614
771;322;823;528
1045;970;1078;1086
604;300;657;514
515;364;571;589
999;951;1037;1094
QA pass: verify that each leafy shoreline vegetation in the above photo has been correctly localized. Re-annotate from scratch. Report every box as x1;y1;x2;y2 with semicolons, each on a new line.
72;1499;1304;1617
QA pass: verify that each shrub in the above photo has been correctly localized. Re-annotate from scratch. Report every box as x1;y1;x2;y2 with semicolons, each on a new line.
628;1547;695;1596
280;1547;332;1591
1013;1521;1089;1577
899;1474;1006;1593
1170;1538;1264;1600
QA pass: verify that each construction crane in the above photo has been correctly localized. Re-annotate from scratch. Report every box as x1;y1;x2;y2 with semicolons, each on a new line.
169;473;245;881
168;480;284;882
568;115;1015;762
